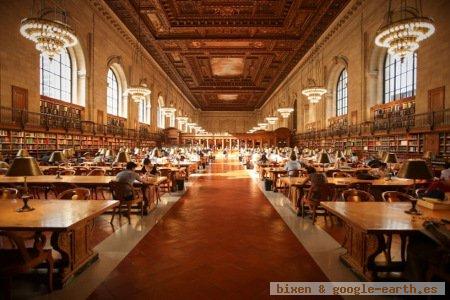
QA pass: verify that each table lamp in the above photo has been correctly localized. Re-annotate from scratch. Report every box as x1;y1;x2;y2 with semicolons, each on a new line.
62;149;71;159
114;151;130;165
335;150;344;159
6;156;43;212
318;151;331;173
16;149;30;157
383;153;398;180
99;148;106;156
397;159;433;215
344;148;353;157
105;149;115;158
49;151;65;165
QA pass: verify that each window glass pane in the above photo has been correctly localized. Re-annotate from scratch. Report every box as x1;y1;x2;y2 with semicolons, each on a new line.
383;52;417;103
336;69;348;116
107;69;120;116
40;49;72;102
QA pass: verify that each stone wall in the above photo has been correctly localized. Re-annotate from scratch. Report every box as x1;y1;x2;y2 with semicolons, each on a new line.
260;0;450;133
0;0;195;131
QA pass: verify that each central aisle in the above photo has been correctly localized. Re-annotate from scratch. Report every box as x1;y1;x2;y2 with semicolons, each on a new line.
89;161;332;299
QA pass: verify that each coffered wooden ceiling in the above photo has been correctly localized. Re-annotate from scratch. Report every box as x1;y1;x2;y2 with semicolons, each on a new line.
105;0;350;111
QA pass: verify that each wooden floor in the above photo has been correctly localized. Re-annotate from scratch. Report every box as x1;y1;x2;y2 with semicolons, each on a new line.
88;161;337;299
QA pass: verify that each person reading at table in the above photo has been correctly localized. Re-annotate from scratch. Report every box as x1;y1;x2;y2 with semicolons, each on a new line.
140;158;153;175
368;163;388;178
116;162;142;201
306;166;328;200
440;162;450;181
285;153;301;176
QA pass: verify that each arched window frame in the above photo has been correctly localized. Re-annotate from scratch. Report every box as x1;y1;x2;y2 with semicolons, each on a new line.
40;49;72;102
107;68;120;116
383;52;417;103
336;69;348;117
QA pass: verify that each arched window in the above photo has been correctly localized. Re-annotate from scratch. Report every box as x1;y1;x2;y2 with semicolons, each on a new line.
384;52;417;103
107;68;120;116
139;98;151;124
40;49;72;102
336;69;348;116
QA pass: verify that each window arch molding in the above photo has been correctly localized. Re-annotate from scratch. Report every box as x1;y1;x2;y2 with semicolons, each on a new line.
106;56;128;118
325;55;348;119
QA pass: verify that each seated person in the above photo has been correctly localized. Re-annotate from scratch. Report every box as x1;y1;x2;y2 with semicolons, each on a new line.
115;162;142;201
258;153;269;166
422;179;450;200
306;166;328;201
440;162;450;181
284;153;301;176
140;158;153;175
368;163;388;178
349;153;359;164
367;156;383;168
334;157;349;169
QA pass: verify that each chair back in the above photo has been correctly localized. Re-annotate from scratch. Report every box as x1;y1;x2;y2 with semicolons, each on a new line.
288;169;301;177
57;188;91;200
348;182;372;192
109;181;134;201
58;169;76;176
75;167;89;175
43;167;59;175
333;172;352;178
87;168;106;176
1;188;19;200
325;169;340;177
382;191;415;203
158;168;172;177
0;161;10;169
341;189;376;202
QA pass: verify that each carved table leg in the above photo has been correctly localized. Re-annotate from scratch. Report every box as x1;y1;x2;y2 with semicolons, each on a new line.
50;219;98;288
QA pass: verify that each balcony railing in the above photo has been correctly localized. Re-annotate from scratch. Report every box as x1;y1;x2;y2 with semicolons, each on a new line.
296;108;450;141
0;106;162;141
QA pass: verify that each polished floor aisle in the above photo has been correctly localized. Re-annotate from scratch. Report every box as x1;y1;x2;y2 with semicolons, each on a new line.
89;162;332;299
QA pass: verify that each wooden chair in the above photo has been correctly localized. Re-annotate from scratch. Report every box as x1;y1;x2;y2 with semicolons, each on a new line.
301;183;333;224
43;167;59;175
57;188;91;200
325;169;340;177
0;231;53;299
333;172;352;178
0;188;18;200
0;162;10;169
57;169;76;176
74;167;89;176
381;191;413;263
158;169;172;194
109;181;144;224
87;169;107;199
341;189;376;202
347;182;372;192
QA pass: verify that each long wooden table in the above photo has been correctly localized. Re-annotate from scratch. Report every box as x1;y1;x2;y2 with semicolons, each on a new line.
0;175;168;214
321;201;450;281
0;199;118;287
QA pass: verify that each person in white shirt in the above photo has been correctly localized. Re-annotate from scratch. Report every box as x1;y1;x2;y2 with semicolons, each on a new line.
284;153;301;176
440;163;450;181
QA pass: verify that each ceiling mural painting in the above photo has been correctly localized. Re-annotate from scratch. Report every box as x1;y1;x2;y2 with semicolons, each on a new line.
105;0;350;111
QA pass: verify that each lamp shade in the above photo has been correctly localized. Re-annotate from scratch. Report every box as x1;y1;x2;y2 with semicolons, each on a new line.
344;148;353;157
335;150;344;159
62;149;70;158
105;149;115;157
397;159;433;180
423;151;435;160
114;151;130;163
318;152;331;164
384;153;398;164
99;148;106;155
16;149;30;157
6;157;43;176
49;151;65;163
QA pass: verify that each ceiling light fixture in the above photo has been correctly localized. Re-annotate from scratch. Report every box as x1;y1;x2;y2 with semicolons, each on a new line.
375;0;435;59
20;1;78;59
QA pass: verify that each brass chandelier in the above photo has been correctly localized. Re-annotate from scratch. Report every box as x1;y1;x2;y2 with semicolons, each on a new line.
375;0;435;59
20;0;78;59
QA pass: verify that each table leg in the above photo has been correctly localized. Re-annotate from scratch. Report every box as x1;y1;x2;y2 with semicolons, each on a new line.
141;186;149;215
50;219;98;288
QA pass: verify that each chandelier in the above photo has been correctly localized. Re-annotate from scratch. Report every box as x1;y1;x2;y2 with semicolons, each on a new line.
277;107;294;118
258;122;268;129
125;83;151;103
375;0;435;59
176;116;188;124
266;116;278;125
20;2;78;59
302;82;327;104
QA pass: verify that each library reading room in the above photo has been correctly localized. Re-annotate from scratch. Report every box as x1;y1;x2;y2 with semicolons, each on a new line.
0;0;449;299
